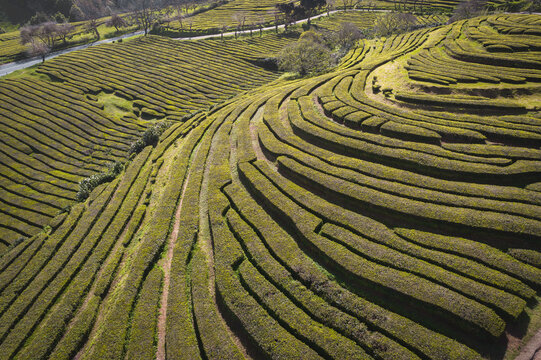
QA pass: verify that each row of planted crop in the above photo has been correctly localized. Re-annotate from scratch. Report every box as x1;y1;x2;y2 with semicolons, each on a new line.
0;77;147;248
0;148;152;360
38;35;292;118
336;66;541;147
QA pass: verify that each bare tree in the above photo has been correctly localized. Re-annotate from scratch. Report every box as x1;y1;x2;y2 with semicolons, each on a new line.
256;15;265;37
75;0;106;19
232;13;246;38
161;7;175;28
86;18;100;39
57;23;76;44
27;41;50;62
127;0;165;35
107;13;128;32
449;0;487;21
221;24;228;41
373;12;417;36
337;0;357;11
171;0;186;28
334;21;363;49
20;23;58;62
267;8;280;33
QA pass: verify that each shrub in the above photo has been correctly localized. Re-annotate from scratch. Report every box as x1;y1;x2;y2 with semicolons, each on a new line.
129;121;172;155
76;161;124;202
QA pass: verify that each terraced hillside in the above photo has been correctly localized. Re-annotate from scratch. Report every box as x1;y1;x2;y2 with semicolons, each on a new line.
0;12;540;360
0;31;26;65
311;11;447;31
166;0;291;32
0;78;147;252
0;33;293;255
37;34;294;118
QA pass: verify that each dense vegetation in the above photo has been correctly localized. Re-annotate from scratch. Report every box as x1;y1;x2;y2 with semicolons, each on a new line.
0;6;539;360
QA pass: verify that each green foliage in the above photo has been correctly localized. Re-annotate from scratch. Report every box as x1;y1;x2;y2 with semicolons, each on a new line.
277;36;332;76
76;161;124;202
29;12;52;25
129;121;172;155
53;11;67;23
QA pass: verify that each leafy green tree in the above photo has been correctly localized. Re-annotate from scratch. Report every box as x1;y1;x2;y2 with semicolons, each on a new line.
276;2;296;30
531;0;541;11
29;12;51;25
69;4;84;20
277;36;332;76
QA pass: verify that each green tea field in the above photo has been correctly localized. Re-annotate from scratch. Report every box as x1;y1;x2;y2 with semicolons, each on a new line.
0;6;540;360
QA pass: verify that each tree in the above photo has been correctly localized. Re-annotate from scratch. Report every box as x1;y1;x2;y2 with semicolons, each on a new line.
256;15;265;36
75;0;105;19
449;0;486;21
300;0;326;24
232;13;246;38
53;11;67;22
267;8;280;33
277;36;332;76
20;23;57;62
129;0;165;35
29;12;51;25
326;0;335;15
107;13;128;31
171;0;186;28
334;21;363;49
337;0;358;11
221;24;228;41
55;0;74;16
27;41;50;62
530;0;541;11
69;4;84;20
373;12;416;37
57;22;75;44
86;18;100;39
276;3;296;31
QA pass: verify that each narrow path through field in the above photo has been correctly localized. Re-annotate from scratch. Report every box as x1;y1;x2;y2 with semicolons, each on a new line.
515;329;541;360
155;144;198;360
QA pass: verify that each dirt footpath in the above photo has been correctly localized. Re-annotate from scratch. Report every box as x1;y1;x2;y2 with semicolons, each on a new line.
515;329;541;360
